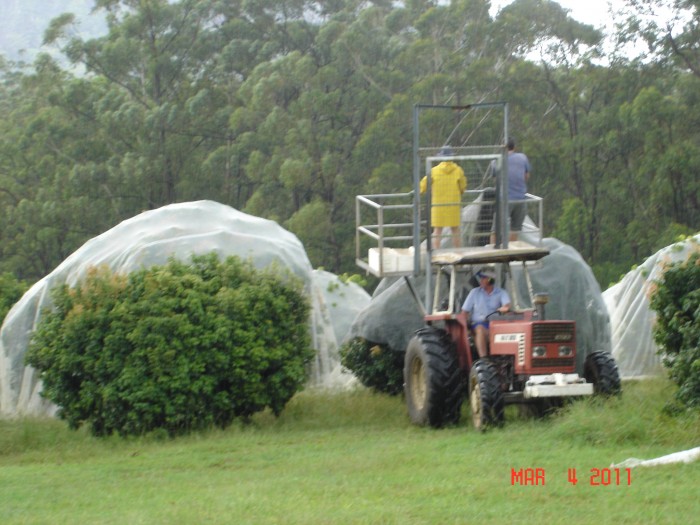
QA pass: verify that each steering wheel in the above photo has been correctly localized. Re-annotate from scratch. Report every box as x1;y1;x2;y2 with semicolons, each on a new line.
485;310;516;321
485;310;503;321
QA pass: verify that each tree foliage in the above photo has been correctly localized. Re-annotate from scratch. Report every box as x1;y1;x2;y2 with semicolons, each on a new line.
0;0;698;288
340;338;404;395
649;248;700;409
25;253;313;437
0;272;27;325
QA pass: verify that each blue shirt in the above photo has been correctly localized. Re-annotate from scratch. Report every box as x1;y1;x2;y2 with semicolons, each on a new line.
507;152;530;200
462;286;511;323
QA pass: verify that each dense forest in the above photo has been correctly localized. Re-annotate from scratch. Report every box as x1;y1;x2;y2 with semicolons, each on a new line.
0;0;697;289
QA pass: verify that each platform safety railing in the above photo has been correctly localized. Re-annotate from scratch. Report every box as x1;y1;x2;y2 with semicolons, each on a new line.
355;190;544;278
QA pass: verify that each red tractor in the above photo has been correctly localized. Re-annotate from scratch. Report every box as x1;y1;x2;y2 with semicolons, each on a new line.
403;248;621;430
355;102;621;430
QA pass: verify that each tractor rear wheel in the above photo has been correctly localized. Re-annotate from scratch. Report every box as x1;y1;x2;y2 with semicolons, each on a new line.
404;327;464;428
584;351;621;396
469;359;504;431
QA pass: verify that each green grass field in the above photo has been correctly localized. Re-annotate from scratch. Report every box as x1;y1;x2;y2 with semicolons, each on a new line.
1;377;698;524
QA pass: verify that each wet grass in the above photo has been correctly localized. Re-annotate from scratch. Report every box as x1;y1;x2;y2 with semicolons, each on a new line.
0;377;698;524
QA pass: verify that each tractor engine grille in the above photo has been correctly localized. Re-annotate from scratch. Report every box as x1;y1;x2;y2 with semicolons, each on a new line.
532;322;575;344
532;358;575;368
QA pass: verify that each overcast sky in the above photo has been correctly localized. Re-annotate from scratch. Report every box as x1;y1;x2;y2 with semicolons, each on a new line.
491;0;682;31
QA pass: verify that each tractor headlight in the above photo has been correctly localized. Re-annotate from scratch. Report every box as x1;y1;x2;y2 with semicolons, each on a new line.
533;346;547;358
558;346;573;357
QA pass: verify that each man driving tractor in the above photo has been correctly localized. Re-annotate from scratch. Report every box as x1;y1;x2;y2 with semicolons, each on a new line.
461;269;511;358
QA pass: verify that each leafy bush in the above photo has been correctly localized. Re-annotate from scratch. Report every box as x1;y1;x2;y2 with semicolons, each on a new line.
26;253;313;437
0;272;27;325
649;251;700;409
340;338;404;395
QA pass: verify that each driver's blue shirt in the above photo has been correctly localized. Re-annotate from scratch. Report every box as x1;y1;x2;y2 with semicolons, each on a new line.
461;286;511;323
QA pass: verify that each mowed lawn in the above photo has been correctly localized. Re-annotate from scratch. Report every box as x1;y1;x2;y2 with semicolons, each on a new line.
1;377;698;524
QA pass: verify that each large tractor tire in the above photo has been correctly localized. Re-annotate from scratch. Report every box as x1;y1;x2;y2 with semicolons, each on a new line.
404;327;464;428
584;351;622;396
469;359;504;431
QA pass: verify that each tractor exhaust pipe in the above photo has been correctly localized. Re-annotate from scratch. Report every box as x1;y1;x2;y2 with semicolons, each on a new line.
534;293;549;320
404;276;428;317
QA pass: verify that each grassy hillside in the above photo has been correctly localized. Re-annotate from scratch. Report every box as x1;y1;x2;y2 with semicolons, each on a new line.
1;377;698;524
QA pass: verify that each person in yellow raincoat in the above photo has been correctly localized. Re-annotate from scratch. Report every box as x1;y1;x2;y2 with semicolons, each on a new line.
420;146;467;249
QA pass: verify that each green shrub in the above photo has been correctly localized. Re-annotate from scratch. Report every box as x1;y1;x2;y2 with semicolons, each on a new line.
26;253;313;437
340;338;404;395
0;272;27;325
649;250;700;409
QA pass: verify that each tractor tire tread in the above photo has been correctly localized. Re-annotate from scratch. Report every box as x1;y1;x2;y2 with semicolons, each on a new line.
470;359;505;430
405;327;465;428
584;351;622;396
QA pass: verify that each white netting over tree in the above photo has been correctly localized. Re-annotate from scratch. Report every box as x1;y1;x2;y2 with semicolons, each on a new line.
0;201;369;417
603;234;700;378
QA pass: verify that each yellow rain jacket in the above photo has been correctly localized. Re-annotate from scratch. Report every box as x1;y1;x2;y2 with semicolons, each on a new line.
420;161;467;227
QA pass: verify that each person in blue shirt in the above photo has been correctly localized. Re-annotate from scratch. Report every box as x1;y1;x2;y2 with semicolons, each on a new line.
505;138;531;240
461;269;511;358
490;138;531;244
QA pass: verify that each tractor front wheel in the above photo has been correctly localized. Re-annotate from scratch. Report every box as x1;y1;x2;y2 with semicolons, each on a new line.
469;359;504;431
404;328;464;428
584;351;621;396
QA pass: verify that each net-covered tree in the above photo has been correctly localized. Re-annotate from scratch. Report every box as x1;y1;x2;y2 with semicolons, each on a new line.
649;248;700;409
26;253;313;437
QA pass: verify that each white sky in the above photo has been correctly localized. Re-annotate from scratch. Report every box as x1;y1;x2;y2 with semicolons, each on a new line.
489;0;685;60
491;0;681;31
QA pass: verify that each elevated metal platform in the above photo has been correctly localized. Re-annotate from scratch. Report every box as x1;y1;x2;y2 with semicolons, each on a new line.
354;99;547;317
355;187;545;278
430;241;549;266
357;241;548;277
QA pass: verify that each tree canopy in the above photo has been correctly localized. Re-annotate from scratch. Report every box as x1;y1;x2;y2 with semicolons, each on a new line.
0;0;697;287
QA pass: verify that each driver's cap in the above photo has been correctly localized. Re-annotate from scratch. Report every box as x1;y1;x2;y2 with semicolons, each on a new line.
477;269;496;280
